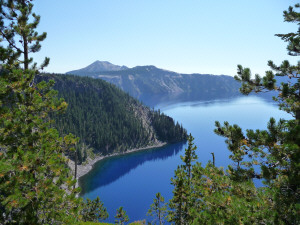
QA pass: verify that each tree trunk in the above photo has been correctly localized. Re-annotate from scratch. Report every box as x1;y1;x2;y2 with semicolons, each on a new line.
21;0;29;70
211;152;215;166
23;35;28;70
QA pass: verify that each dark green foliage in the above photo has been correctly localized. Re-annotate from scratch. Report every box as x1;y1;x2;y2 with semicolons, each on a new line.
0;1;85;223
0;1;110;224
151;110;188;143
168;135;197;224
48;74;149;156
36;74;187;164
147;192;167;225
167;135;274;224
81;197;109;223
189;161;268;224
227;4;300;223
0;68;82;224
162;4;300;225
115;207;129;225
0;0;49;70
180;134;198;184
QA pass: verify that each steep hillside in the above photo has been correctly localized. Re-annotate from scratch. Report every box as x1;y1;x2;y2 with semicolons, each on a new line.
37;74;187;164
67;62;241;106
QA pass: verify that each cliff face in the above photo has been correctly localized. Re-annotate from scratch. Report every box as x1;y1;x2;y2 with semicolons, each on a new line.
67;62;241;106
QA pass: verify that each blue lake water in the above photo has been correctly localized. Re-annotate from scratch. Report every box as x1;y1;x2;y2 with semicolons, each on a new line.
79;96;292;223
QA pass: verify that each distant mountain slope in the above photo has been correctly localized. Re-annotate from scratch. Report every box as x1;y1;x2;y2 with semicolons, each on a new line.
37;74;187;164
67;60;128;75
66;62;241;106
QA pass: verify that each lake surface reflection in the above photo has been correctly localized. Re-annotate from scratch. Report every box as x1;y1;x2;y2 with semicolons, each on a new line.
79;96;291;223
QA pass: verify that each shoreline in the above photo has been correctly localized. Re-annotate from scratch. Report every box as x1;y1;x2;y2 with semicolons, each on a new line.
68;141;167;180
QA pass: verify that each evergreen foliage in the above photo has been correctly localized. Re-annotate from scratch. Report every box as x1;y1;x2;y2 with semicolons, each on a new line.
36;73;187;164
0;1;108;224
0;68;82;224
81;197;109;223
147;192;167;225
163;3;300;225
151;109;187;143
168;135;197;224
115;207;129;225
0;1;82;223
0;0;49;70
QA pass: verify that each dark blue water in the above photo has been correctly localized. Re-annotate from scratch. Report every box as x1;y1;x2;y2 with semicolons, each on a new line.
79;96;291;223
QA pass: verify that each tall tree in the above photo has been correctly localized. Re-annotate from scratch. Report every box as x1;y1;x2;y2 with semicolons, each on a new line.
115;206;129;225
0;0;83;223
0;51;82;224
168;134;197;224
213;3;300;224
0;0;49;70
225;4;300;224
0;1;110;224
165;3;300;225
81;197;109;223
147;192;167;225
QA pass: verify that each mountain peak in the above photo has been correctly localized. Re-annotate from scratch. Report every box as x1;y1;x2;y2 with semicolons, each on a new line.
67;61;128;75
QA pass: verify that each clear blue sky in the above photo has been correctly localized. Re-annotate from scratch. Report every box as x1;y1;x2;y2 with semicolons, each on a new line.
34;0;298;76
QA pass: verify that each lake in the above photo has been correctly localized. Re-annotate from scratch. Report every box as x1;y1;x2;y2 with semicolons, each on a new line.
79;96;291;223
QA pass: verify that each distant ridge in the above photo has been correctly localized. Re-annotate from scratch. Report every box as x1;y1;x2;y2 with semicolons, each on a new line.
66;61;242;106
67;60;128;75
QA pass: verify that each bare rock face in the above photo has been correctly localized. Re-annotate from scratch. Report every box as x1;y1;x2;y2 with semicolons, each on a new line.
129;102;158;143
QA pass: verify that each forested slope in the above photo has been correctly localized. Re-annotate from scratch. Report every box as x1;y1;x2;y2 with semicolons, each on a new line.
37;74;187;164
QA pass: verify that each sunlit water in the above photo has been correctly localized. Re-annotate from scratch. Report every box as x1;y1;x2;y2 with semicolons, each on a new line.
79;96;292;223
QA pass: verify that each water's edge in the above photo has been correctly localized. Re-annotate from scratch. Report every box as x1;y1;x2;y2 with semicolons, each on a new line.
68;141;167;179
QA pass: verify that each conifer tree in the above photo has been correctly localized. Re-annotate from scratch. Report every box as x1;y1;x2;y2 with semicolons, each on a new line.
147;192;167;225
0;0;49;70
81;197;109;222
0;46;82;224
0;1;83;224
165;3;300;225
213;3;300;224
180;134;197;186
0;1;109;224
217;3;299;223
168;134;197;224
115;206;129;225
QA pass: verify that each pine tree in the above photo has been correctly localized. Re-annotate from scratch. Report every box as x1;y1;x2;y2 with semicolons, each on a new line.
81;197;109;222
166;3;300;225
0;0;49;70
214;3;300;224
0;1;85;223
0;1;113;224
180;134;197;186
115;206;129;225
147;192;167;225
168;134;197;224
0;53;82;224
